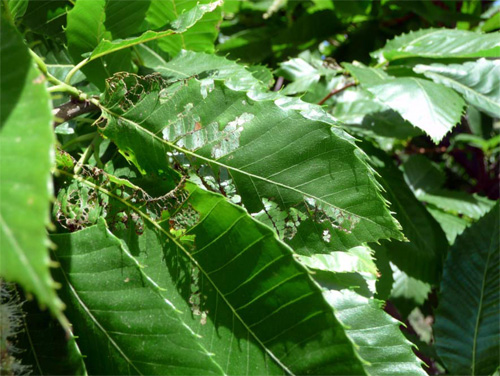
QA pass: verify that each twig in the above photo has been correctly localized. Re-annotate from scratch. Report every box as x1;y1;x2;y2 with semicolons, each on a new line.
274;76;284;92
318;82;356;106
53;98;100;126
146;176;187;202
405;144;448;155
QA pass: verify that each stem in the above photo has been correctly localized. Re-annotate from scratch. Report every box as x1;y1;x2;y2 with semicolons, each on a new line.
29;49;96;102
29;49;48;75
274;76;284;91
65;58;89;85
318;82;356;106
53;99;100;126
2;0;14;25
61;132;98;150
74;135;99;175
47;84;72;93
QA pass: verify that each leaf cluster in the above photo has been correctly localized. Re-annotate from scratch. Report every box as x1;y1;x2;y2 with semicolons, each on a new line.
1;0;499;375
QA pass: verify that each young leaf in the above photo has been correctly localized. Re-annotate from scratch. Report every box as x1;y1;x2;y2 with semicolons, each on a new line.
0;21;65;323
373;28;500;62
414;59;500;118
99;74;402;254
434;203;499;375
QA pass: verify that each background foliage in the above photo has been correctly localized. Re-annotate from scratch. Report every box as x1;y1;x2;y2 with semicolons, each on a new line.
1;0;499;375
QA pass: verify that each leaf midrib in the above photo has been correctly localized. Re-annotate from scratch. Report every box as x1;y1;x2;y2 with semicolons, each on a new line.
423;70;500;111
104;108;396;235
471;227;497;375
57;169;294;375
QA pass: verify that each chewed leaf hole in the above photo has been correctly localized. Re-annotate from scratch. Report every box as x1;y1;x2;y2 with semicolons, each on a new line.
304;197;360;234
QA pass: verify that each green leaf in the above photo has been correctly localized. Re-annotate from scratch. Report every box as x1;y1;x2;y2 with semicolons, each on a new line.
402;155;446;194
17;298;87;375
331;87;422;140
155;0;223;57
363;143;449;284
137;48;267;91
434;203;499;375
414;59;500;118
0;21;65;323
51;219;229;375
367;78;464;143
418;189;496;220
297;246;378;297
66;0;222;90
277;56;321;95
426;207;469;245
373;28;500;62
91;1;222;61
99;74;402;254
324;289;427;376
390;264;431;306
481;11;500;32
402;154;496;226
6;0;28;20
344;62;466;142
276;51;340;95
0;17;31;126
21;0;69;40
104;0;151;38
66;0;130;90
342;62;390;86
51;179;369;374
247;65;275;88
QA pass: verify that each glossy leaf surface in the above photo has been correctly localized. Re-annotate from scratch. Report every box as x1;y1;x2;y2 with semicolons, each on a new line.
434;203;499;375
50;179;370;374
99;74;402;254
325;290;427;376
374;29;500;62
344;63;465;142
414;59;500;118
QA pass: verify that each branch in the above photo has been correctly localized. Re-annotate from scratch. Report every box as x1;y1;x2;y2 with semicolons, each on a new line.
318;82;356;106
274;76;284;91
53;98;100;126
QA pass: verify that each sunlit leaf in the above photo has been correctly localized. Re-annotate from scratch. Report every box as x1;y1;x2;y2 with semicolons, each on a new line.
373;28;500;62
414;59;500;118
99;74;402;255
0;20;65;323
